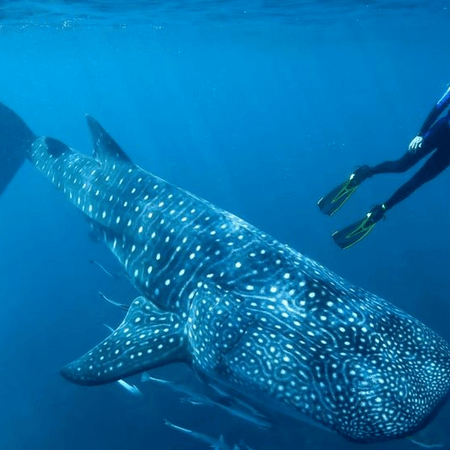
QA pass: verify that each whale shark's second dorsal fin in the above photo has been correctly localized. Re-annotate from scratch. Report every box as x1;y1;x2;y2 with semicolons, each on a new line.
86;115;132;165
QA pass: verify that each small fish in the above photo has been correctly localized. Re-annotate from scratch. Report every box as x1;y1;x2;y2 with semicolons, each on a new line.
103;323;115;333
164;420;251;450
89;259;121;279
98;291;129;312
116;379;142;397
142;374;270;429
180;398;205;406
141;373;192;390
408;437;444;449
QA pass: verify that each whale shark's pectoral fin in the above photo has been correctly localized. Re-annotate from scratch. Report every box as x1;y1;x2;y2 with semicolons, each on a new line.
85;115;132;164
60;296;187;386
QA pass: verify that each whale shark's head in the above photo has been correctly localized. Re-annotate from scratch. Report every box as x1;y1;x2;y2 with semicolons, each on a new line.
338;346;450;442
331;322;450;443
183;278;450;444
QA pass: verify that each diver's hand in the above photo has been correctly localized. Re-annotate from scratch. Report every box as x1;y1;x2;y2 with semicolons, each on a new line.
408;135;423;153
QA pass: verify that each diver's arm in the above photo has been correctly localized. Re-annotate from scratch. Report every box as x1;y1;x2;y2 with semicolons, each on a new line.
409;86;450;152
418;86;450;136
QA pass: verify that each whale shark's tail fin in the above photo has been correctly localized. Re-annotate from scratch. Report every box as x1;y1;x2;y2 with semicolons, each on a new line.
0;102;35;196
60;296;188;386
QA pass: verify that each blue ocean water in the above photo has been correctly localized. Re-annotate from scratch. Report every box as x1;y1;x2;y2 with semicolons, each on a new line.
0;1;450;449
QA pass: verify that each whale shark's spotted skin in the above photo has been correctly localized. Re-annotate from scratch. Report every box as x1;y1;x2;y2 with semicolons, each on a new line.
12;114;450;443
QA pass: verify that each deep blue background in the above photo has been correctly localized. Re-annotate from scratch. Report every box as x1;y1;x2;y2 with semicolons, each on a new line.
0;3;450;449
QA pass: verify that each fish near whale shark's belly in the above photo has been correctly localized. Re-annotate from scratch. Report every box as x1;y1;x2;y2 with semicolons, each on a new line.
186;255;450;443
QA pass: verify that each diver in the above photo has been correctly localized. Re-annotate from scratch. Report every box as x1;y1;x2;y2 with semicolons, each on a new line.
318;84;450;249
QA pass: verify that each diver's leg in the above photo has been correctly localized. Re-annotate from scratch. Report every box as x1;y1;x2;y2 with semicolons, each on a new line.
370;118;449;177
383;146;450;211
331;126;450;247
342;143;434;190
319;140;434;216
368;144;434;176
331;147;450;249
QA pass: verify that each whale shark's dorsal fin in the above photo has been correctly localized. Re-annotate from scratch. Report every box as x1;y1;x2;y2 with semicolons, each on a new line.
60;296;187;385
85;115;132;164
45;137;71;158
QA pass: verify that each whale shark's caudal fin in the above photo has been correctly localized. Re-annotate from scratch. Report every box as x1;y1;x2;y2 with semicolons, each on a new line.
85;115;132;164
0;102;36;195
60;296;187;386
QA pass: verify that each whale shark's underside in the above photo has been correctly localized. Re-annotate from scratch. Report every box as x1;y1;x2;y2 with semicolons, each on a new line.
1;101;449;444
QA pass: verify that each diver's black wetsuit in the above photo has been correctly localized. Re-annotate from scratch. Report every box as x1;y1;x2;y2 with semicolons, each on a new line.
367;86;450;210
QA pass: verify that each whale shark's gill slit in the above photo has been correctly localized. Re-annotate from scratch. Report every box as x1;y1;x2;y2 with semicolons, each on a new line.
61;296;187;386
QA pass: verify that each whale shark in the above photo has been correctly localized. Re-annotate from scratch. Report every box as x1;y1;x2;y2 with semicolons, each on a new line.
1;101;450;444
